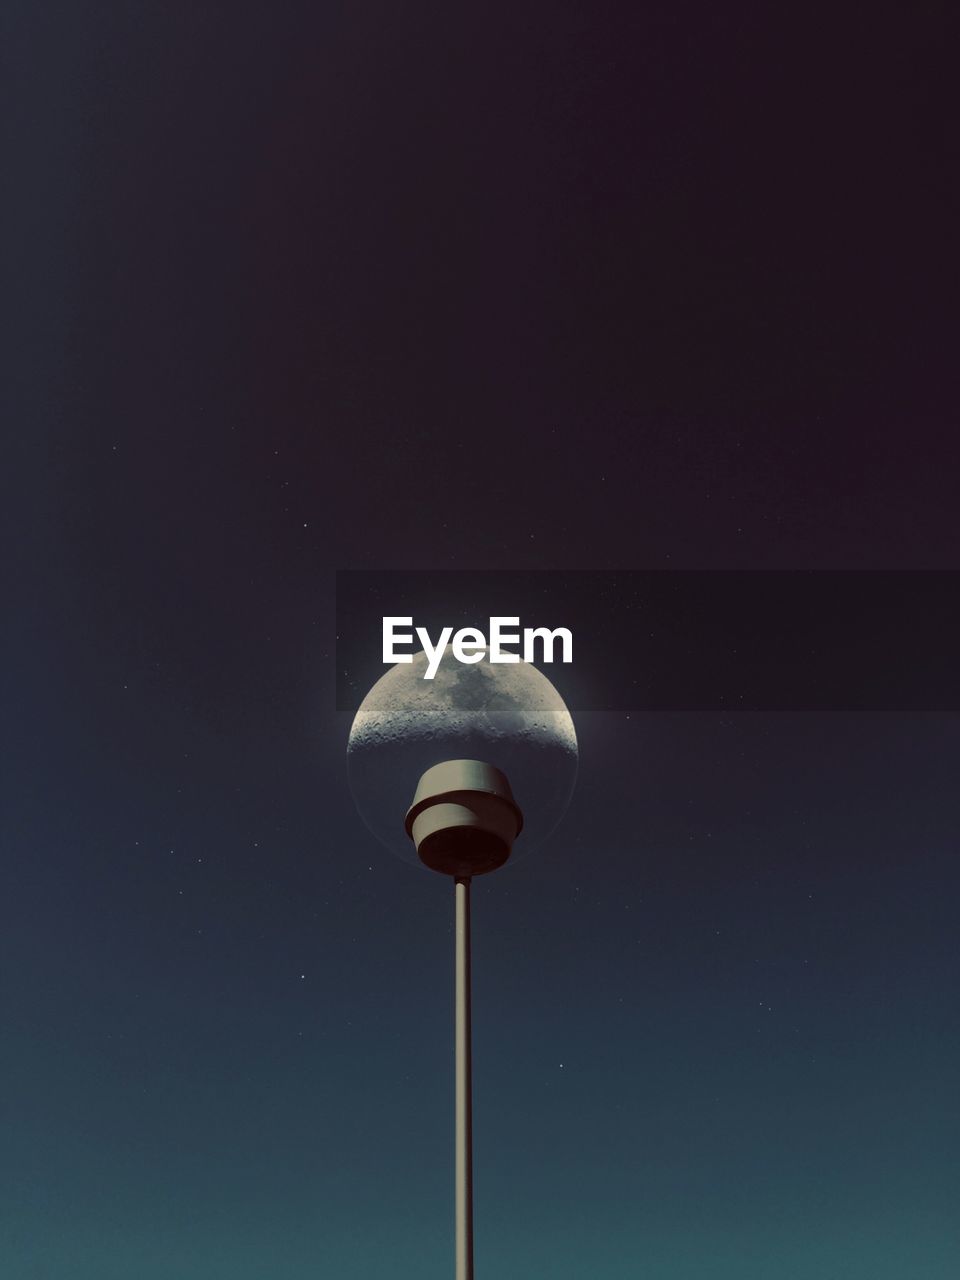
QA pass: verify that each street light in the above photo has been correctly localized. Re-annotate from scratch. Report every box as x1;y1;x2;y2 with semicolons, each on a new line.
347;650;577;1279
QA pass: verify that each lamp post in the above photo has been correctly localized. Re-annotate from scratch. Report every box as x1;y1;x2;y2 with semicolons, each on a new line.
405;759;523;1279
348;653;577;1277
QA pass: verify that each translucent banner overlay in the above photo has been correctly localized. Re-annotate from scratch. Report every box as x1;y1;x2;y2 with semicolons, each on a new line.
335;570;960;711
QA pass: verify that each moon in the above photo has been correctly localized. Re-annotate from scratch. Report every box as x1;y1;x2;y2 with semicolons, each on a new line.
347;650;578;867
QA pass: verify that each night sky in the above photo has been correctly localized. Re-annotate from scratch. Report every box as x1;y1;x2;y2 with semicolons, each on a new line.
4;3;959;1278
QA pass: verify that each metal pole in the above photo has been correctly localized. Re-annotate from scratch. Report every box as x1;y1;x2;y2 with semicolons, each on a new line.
455;875;474;1280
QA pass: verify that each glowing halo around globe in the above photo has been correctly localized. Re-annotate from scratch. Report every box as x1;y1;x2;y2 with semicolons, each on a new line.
347;649;578;869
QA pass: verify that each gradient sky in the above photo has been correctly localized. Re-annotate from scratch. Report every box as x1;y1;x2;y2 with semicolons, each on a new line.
4;3;958;1278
